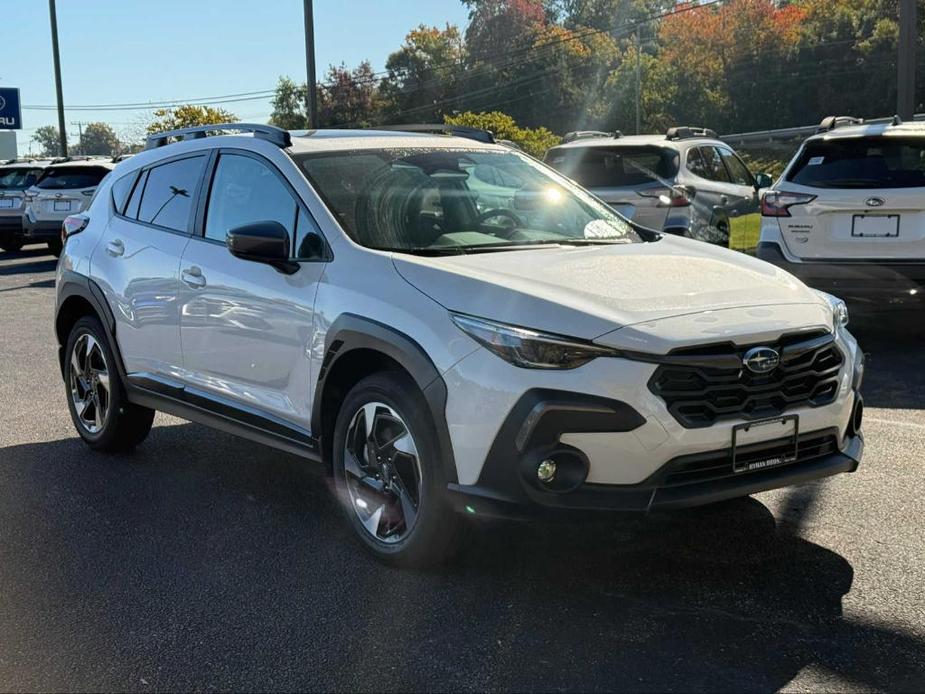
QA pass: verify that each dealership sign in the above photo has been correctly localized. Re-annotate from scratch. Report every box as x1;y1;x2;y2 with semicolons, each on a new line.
0;88;23;129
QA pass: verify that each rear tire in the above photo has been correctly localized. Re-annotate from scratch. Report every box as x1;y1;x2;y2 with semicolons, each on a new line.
64;316;154;452
332;371;461;567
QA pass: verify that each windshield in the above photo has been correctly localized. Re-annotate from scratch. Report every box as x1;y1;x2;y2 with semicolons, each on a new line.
0;167;43;191
545;145;679;188
36;166;109;190
297;148;642;253
787;137;925;189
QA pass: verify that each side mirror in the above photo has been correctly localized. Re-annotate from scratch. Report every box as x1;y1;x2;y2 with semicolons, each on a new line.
754;172;773;189
227;221;298;274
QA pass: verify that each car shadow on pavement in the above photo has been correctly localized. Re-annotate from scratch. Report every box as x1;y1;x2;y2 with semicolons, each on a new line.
0;250;57;276
852;319;925;410
1;425;923;692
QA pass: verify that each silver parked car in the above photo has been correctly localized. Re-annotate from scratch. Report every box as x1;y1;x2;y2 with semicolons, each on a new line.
545;128;773;249
0;158;51;253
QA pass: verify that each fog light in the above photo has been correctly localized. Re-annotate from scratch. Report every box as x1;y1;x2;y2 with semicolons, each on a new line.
537;459;557;483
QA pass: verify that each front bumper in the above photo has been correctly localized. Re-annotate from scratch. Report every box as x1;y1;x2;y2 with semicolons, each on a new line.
757;241;925;308
449;425;863;519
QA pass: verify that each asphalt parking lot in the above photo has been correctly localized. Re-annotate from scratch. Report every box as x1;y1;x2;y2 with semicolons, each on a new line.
0;247;923;692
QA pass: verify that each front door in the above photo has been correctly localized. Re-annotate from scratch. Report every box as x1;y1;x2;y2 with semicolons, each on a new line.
177;151;327;431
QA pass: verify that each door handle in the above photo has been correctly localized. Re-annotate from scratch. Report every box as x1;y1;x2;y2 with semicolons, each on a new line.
181;266;206;289
106;239;124;257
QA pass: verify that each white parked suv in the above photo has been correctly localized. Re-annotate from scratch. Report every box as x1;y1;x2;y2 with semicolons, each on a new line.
23;156;117;255
758;115;925;310
55;124;865;566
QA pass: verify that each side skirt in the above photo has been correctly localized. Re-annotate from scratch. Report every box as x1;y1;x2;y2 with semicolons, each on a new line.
124;375;322;463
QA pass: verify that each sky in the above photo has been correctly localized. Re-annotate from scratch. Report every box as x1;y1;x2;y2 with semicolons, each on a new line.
3;0;471;154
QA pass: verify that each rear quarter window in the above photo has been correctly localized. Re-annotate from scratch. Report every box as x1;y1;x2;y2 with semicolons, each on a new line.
546;146;679;188
787;137;925;189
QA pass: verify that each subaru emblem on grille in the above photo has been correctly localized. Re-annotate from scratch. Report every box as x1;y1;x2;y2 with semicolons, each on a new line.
743;347;780;374
865;197;885;207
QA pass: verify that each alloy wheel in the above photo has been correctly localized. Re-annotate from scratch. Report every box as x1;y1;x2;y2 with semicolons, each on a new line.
69;333;110;434
343;401;423;544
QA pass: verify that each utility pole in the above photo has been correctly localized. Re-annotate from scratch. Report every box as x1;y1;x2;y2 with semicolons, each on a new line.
303;0;318;129
634;27;641;135
897;0;917;120
48;0;68;156
70;121;84;153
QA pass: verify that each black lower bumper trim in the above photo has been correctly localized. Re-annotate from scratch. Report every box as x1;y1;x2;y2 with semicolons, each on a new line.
23;220;63;239
757;241;925;304
450;433;863;520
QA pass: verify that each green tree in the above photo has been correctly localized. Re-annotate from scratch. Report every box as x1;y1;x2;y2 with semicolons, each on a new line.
444;110;560;156
32;125;62;157
269;76;308;129
146;104;238;134
379;24;465;123
76;122;122;156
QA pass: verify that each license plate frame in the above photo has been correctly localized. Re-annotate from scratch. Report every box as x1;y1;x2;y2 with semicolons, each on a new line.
851;214;899;238
732;415;799;474
53;200;72;212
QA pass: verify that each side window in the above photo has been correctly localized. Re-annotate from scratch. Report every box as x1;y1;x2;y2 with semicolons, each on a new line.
686;148;709;178
204;153;297;246
701;147;731;182
124;170;147;220
137;156;206;233
110;171;137;214
717;147;754;186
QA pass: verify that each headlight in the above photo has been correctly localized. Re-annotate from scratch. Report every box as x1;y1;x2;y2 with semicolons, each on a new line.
815;290;849;328
450;313;616;369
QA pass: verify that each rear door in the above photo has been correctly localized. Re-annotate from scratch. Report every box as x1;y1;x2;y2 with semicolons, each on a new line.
177;150;327;430
777;135;925;260
91;154;207;379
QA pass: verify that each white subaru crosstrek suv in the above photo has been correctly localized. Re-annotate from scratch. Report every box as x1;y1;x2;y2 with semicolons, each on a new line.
23;157;117;256
758;116;925;310
55;124;865;566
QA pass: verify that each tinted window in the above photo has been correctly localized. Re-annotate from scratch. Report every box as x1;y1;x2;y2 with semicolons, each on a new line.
294;209;326;260
299;148;640;251
137;156;205;232
717;148;754;186
787;137;925;189
125;170;147;219
205;154;297;244
698;147;731;182
686;148;709;178
0;168;43;190
110;172;137;214
546;146;679;188
36;166;109;190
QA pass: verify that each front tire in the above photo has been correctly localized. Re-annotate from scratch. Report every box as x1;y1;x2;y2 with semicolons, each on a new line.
64;316;154;452
332;371;461;567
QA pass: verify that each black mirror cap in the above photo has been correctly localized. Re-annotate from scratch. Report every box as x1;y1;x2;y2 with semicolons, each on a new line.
754;172;774;189
227;221;299;274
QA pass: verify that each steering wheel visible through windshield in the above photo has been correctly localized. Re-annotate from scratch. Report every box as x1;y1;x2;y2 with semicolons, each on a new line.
297;148;643;253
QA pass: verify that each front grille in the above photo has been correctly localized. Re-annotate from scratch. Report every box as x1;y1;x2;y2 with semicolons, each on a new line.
649;331;844;428
659;430;840;487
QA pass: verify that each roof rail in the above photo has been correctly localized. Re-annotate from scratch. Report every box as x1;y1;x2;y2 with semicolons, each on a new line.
562;130;621;143
816;115;864;133
666;126;718;141
111;153;134;163
48;155;94;164
145;123;292;150
373;124;495;144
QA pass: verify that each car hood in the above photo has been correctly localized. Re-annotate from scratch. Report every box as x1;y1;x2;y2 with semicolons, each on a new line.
392;236;827;342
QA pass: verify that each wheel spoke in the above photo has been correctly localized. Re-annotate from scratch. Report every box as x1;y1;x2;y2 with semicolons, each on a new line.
76;396;91;419
96;369;110;395
391;476;418;529
362;403;378;438
344;449;366;480
392;433;417;457
70;350;84;379
93;396;103;430
84;335;98;373
361;503;385;538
